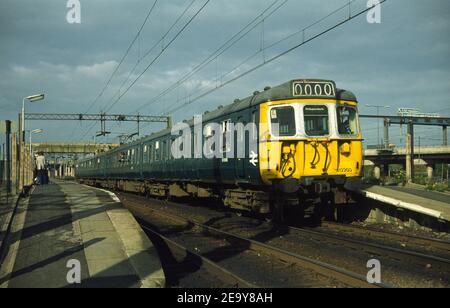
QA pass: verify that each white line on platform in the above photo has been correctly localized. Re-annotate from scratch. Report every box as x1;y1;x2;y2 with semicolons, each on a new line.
360;190;444;220
81;185;121;203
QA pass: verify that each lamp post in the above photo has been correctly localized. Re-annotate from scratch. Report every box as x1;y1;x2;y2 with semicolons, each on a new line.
366;104;390;147
20;94;44;192
29;129;44;157
21;94;45;142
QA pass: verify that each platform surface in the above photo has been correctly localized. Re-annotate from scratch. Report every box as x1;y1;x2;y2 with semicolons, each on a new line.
382;186;450;204
0;188;18;253
361;184;450;221
0;180;165;288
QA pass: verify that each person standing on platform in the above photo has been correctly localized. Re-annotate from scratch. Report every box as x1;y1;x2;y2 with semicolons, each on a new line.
36;152;46;185
33;153;38;184
44;161;49;185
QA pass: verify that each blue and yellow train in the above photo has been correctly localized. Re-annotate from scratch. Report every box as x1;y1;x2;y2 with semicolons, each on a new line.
77;79;363;221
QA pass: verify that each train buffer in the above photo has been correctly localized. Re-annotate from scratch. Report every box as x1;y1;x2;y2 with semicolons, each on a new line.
0;180;165;288
358;184;450;223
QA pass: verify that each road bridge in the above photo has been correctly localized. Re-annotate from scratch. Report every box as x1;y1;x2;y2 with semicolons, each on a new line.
31;142;120;155
364;146;450;182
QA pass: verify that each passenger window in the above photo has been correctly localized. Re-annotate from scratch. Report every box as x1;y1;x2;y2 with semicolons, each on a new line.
337;105;358;136
162;141;166;160
169;140;173;160
304;105;329;136
270;106;296;137
155;141;160;161
143;145;148;164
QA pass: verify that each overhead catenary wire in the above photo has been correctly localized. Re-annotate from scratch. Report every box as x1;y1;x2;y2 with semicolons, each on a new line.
84;0;159;115
119;0;292;140
163;0;388;116
103;0;211;114
132;0;368;136
93;0;198;138
104;0;198;115
130;0;289;115
77;0;196;142
137;0;360;117
71;0;159;141
158;0;362;115
107;0;290;144
79;0;211;141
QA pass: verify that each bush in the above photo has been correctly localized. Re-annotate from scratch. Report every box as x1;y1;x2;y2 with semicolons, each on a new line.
426;182;449;192
391;169;406;185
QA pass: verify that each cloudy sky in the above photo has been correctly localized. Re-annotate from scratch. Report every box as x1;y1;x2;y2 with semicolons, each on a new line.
0;0;449;147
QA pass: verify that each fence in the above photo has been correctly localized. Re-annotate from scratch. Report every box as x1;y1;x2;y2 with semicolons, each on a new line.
0;121;11;200
0;120;34;200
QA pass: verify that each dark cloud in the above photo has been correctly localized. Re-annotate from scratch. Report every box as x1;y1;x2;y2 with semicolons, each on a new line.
0;0;449;147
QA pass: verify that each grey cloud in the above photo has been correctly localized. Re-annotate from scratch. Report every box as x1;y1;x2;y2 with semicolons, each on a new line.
0;0;449;146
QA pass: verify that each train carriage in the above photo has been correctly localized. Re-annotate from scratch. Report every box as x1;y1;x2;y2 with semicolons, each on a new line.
77;78;363;221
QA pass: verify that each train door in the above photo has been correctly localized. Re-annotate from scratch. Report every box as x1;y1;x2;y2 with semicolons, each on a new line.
139;143;143;179
235;115;246;181
235;109;257;182
220;118;233;183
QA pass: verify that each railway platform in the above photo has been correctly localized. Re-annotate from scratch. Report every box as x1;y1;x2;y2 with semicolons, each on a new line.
0;180;165;288
359;184;450;222
0;188;19;253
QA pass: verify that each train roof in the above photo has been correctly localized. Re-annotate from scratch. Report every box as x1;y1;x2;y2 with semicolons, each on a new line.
140;79;356;137
81;79;357;161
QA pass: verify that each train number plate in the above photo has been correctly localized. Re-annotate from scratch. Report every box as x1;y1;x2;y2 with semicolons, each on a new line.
292;80;336;98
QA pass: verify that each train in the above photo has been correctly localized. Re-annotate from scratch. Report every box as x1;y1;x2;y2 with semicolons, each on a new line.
76;78;363;222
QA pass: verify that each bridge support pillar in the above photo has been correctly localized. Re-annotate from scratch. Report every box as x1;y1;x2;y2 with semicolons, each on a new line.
384;118;390;149
373;164;381;181
427;164;435;185
406;121;414;183
444;126;448;146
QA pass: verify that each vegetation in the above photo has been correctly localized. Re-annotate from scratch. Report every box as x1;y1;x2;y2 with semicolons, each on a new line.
363;164;449;191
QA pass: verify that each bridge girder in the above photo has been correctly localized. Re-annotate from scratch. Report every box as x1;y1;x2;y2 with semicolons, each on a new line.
31;143;120;155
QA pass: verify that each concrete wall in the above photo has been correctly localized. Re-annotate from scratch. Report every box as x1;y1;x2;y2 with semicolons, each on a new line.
348;198;450;233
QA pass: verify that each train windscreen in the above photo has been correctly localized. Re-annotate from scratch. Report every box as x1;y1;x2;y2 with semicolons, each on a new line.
304;105;329;136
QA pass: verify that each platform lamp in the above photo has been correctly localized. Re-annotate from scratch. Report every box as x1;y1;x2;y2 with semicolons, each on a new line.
29;129;44;156
21;94;45;143
20;94;44;192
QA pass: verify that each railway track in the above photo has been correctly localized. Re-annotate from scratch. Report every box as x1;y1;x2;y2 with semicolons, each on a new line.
317;221;450;257
115;192;450;287
284;223;450;270
139;222;257;288
120;193;387;288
